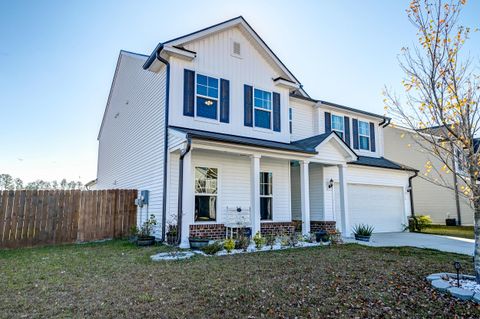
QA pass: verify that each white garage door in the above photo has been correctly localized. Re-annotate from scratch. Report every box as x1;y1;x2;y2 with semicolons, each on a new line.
335;184;405;233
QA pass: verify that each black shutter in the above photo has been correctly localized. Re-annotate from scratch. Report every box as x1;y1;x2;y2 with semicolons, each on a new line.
370;122;376;152
325;112;331;133
273;92;281;132
183;69;195;117
352;118;359;149
344;116;350;146
244;85;253;127
220;79;230;123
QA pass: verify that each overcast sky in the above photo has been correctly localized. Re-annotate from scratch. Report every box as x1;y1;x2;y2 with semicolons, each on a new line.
0;0;479;183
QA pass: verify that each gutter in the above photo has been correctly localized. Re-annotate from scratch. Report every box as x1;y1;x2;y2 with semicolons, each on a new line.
176;136;192;245
407;171;418;217
381;118;391;128
142;43;170;242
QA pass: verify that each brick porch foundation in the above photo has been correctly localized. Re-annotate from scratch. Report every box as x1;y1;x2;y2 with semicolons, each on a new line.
189;224;226;240
189;222;297;239
310;221;336;234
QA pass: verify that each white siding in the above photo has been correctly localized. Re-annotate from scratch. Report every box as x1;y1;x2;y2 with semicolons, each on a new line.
168;27;292;143
290;99;316;141
323;165;411;224
186;150;291;224
317;106;384;157
96;53;167;236
290;165;301;220
309;163;324;220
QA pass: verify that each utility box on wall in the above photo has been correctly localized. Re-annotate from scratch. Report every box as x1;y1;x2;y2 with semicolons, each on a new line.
140;190;149;205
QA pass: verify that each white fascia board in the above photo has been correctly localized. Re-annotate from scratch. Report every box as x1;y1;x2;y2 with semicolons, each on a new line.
162;46;196;61
274;78;300;90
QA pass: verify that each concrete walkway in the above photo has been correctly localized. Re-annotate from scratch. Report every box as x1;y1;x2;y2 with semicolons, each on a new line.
345;232;475;256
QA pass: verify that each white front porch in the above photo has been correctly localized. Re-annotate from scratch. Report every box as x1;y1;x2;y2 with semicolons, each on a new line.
167;132;356;248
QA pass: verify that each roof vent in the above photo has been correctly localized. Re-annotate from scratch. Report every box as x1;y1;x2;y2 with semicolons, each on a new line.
231;40;241;58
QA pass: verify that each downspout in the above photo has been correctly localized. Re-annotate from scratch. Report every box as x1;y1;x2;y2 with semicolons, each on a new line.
381;118;391;128
176;136;192;245
408;171;418;216
143;44;170;242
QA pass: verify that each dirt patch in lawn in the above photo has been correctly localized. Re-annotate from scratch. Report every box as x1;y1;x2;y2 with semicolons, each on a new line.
1;241;479;318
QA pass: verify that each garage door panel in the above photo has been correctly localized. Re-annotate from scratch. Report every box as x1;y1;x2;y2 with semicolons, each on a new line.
335;184;405;233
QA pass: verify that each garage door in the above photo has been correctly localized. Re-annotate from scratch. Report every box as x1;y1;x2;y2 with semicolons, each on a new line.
335;184;405;233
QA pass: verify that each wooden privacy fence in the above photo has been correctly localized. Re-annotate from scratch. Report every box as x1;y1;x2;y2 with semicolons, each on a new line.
0;189;137;248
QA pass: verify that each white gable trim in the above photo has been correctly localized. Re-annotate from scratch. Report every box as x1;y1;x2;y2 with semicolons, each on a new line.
314;133;358;162
162;16;308;97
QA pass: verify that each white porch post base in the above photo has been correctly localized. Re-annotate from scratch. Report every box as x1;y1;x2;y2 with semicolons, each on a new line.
180;150;193;248
338;164;350;236
300;160;311;235
250;154;261;236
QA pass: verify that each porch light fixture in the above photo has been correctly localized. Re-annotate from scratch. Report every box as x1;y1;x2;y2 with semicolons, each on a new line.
328;178;334;189
453;261;462;287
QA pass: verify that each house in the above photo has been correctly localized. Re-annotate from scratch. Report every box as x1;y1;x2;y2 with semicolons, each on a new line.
384;125;473;225
96;16;417;247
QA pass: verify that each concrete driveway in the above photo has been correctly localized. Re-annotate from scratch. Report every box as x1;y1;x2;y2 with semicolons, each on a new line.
346;232;475;256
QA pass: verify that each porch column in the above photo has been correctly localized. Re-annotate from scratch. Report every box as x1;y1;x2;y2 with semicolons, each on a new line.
300;160;311;235
180;150;193;248
338;164;350;236
250;154;261;236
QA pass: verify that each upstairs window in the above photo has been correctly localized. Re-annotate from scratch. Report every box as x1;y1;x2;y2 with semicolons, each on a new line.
254;89;272;129
260;172;273;220
289;108;293;134
195;167;218;222
196;74;218;120
358;121;370;150
331;114;344;138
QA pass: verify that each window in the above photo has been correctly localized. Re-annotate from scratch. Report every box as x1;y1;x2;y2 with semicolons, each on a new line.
196;74;218;120
358;121;370;150
331;114;344;138
289;108;293;134
260;172;273;220
195;167;218;222
254;89;272;129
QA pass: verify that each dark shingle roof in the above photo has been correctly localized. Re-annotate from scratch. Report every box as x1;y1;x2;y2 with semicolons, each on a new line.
350;156;418;172
290;133;332;152
169;126;317;154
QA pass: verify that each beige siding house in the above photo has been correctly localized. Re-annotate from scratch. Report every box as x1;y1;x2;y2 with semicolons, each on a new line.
384;126;473;225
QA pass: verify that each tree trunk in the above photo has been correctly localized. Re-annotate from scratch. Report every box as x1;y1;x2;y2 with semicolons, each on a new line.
475;200;480;283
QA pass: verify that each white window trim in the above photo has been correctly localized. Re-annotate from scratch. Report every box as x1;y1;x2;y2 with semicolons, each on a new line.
194;166;219;223
260;171;273;221
358;120;370;151
195;73;220;122
253;87;273;130
331;114;344;138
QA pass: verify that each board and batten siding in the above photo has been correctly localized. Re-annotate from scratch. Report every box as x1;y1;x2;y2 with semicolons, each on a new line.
383;127;474;225
167;26;291;143
170;150;292;225
96;52;167;235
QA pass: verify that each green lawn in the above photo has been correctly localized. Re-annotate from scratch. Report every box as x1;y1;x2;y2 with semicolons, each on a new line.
421;225;475;239
1;241;479;318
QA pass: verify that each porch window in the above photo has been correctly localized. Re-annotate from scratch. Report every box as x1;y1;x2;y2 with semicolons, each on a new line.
254;89;272;129
260;172;273;220
358;121;370;150
196;74;219;120
331;114;344;138
195;167;218;222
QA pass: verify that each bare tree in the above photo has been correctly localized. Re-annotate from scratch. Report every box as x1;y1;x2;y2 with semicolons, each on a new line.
384;0;480;281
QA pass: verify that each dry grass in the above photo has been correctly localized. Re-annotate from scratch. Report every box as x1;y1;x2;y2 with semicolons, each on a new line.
1;240;479;318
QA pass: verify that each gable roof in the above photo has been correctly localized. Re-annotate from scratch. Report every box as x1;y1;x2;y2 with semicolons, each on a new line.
143;16;309;97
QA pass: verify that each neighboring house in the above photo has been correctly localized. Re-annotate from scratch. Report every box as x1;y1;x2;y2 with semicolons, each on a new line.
96;16;417;247
384;126;474;225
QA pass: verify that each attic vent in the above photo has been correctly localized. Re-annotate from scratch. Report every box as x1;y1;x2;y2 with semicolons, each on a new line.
232;41;241;58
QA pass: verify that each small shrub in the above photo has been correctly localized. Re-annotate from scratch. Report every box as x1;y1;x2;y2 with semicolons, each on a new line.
352;224;374;236
201;241;223;255
235;236;250;251
224;238;235;253
253;232;265;249
416;215;433;231
289;233;299;247
265;234;276;249
330;229;343;245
